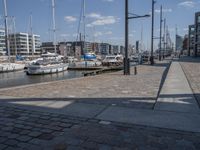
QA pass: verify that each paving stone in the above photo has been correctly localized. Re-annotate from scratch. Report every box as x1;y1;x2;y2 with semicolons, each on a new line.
0;144;7;150
29;138;46;145
4;146;21;150
1;127;13;132
38;133;55;140
65;137;83;146
66;146;83;150
58;123;72;128
19;130;31;135
18;135;32;142
0;137;7;143
17;142;32;149
53;143;67;150
52;131;65;137
4;139;18;146
7;134;19;139
41;128;53;133
28;131;42;137
81;141;98;149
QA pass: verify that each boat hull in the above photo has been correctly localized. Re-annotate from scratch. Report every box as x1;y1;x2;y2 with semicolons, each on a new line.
26;63;68;75
0;63;25;73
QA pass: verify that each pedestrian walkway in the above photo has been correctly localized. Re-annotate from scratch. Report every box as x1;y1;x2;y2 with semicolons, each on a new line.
97;61;200;133
154;61;200;113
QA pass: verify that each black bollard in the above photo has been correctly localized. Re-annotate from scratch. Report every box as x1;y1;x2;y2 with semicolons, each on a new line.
134;66;137;75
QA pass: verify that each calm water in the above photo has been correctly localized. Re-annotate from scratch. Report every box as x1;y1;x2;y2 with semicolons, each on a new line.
0;70;84;89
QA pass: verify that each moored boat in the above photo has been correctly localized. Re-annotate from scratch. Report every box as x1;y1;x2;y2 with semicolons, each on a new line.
26;53;68;75
102;55;123;66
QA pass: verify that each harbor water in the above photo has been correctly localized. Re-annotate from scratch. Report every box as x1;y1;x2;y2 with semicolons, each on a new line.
0;70;84;89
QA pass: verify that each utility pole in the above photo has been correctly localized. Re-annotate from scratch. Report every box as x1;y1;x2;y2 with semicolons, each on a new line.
150;0;155;65
3;0;10;63
124;0;130;75
159;5;162;61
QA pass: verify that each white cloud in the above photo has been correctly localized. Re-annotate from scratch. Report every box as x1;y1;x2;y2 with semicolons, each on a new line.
72;33;78;37
178;1;196;8
94;31;113;37
105;31;112;35
87;13;101;19
155;8;172;13
129;34;134;37
183;28;189;32
87;13;119;27
87;16;118;27
64;16;77;23
103;0;114;2
94;32;103;37
60;34;70;37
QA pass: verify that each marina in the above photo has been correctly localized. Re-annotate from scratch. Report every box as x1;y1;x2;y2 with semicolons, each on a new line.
0;70;83;89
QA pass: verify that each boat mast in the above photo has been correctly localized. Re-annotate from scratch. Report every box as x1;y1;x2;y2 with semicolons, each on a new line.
52;0;56;54
11;16;17;56
29;12;34;56
83;0;86;54
3;0;10;62
140;22;143;53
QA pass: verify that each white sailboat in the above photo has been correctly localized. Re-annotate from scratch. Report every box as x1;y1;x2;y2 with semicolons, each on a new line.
71;0;102;68
0;0;25;73
26;0;68;75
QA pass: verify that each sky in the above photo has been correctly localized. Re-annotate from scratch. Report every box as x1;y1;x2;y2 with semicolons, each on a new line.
0;0;200;49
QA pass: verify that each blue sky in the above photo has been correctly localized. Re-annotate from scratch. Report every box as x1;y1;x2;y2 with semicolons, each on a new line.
1;0;200;49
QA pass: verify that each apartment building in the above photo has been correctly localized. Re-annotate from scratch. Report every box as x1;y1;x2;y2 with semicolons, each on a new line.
0;29;5;55
9;32;41;55
188;12;200;56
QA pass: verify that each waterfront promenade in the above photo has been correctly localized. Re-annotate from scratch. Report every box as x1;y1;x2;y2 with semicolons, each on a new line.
0;58;200;150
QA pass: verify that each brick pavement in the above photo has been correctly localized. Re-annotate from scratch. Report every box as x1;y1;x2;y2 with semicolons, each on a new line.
1;59;200;149
0;105;200;150
179;57;200;106
0;61;169;110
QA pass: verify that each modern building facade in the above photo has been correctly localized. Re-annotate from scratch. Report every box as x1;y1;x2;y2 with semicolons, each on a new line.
9;32;41;55
100;43;110;55
41;42;59;54
188;12;200;56
59;42;74;56
0;29;5;55
188;25;195;56
176;34;183;52
29;34;41;55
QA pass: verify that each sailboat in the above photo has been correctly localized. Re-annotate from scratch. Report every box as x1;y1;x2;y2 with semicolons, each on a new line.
0;0;25;73
71;0;101;68
26;0;68;75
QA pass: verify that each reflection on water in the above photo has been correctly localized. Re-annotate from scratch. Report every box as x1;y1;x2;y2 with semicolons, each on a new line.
0;70;84;89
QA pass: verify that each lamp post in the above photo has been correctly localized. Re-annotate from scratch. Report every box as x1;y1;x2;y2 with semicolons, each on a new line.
124;0;150;75
124;0;129;75
150;0;156;65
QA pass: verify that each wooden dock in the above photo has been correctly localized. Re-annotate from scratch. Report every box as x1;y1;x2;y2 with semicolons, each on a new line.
82;66;123;76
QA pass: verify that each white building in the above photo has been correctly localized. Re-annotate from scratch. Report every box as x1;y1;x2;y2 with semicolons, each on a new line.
0;29;5;55
9;32;41;55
